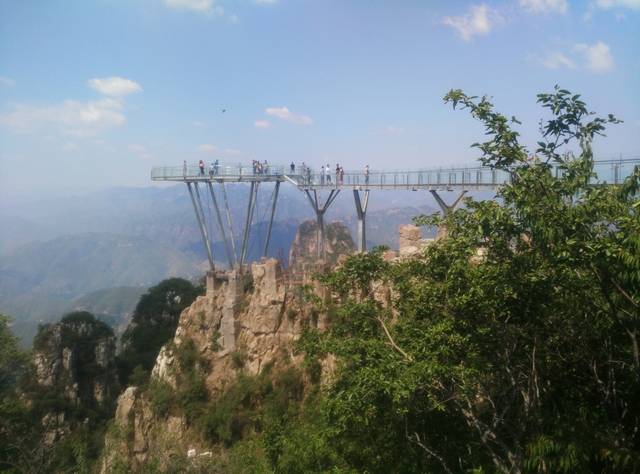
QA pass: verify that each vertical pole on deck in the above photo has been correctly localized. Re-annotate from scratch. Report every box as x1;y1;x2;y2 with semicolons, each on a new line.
353;189;369;253
220;183;238;268
263;181;280;257
207;181;235;268
187;182;214;270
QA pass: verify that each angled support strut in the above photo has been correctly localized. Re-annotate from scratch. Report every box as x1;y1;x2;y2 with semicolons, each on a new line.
263;181;281;257
187;182;214;270
220;183;238;268
240;182;259;267
430;190;467;216
207;182;235;268
304;189;340;260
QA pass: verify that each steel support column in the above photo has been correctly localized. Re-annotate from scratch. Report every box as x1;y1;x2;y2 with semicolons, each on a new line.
207;182;235;268
353;189;369;252
430;190;467;215
220;183;238;268
187;182;214;270
240;182;259;267
263;181;280;257
304;189;340;259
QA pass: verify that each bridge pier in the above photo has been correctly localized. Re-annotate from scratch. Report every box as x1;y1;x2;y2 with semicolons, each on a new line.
187;182;215;270
304;189;340;259
353;189;369;252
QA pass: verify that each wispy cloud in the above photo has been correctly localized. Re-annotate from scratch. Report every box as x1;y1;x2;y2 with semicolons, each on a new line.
198;143;218;153
541;51;575;69
595;0;640;9
0;98;126;136
538;42;614;73
0;77;141;136
0;76;15;87
88;77;142;97
254;119;270;129
265;106;313;125
520;0;568;14
442;4;501;41
128;144;151;160
255;0;277;4
574;41;614;72
165;0;221;14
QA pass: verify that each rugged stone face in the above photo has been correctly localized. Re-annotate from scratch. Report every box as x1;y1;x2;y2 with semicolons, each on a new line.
31;312;119;444
101;221;355;470
398;224;434;257
288;219;355;272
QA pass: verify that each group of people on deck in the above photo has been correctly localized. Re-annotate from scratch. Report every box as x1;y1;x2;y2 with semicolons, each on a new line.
183;160;371;186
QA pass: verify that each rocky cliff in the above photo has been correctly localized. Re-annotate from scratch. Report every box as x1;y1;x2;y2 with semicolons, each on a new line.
101;221;356;471
30;311;119;444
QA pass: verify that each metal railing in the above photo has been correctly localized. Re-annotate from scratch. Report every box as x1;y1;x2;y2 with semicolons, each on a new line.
151;158;640;189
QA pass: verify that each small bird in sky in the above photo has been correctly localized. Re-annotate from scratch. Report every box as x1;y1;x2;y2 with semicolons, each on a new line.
221;108;227;113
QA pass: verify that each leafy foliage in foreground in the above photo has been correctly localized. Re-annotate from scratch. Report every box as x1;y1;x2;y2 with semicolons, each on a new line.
294;87;640;473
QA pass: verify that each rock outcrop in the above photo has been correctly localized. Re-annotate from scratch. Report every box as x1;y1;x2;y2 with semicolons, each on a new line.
31;311;118;443
288;220;355;272
398;224;434;257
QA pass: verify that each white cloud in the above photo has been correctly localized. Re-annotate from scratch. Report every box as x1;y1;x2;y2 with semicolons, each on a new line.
193;120;207;128
256;0;277;4
520;0;568;14
541;51;575;69
129;144;151;160
165;0;225;15
0;76;15;87
574;41;614;72
223;148;241;156
595;0;640;9
442;4;501;41
254;119;270;129
88;77;142;97
265;106;313;125
198;143;218;153
0;98;126;136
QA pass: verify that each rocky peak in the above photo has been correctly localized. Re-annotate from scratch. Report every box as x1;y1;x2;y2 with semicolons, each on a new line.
32;311;118;409
288;219;355;272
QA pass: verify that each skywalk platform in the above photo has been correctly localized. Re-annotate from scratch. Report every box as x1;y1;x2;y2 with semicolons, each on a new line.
151;157;639;270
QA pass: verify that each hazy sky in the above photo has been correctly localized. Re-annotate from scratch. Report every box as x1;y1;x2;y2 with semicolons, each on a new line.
1;0;638;197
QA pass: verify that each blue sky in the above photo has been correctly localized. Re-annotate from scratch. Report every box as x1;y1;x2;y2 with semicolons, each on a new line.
0;0;638;197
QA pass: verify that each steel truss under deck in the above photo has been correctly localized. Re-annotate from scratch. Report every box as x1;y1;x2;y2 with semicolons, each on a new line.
153;158;640;271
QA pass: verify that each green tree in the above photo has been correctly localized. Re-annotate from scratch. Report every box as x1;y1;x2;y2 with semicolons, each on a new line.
117;278;202;386
299;87;639;473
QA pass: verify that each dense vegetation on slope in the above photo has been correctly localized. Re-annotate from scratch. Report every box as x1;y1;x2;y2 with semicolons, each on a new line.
190;88;639;473
117;278;203;386
1;312;118;473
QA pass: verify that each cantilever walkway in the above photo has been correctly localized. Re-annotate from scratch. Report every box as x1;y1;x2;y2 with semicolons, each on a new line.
151;158;639;270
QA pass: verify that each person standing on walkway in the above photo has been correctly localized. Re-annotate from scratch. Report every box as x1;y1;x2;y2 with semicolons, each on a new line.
199;160;205;176
321;165;325;185
364;164;370;186
209;161;215;178
326;164;332;185
214;159;219;175
340;165;344;185
183;160;187;178
290;162;295;174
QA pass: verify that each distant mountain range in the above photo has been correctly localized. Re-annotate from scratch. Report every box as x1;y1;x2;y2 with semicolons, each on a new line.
0;183;447;345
